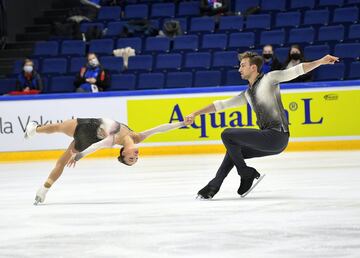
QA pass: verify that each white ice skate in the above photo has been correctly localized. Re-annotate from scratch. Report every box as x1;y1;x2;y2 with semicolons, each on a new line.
34;186;49;205
241;174;266;198
24;121;38;139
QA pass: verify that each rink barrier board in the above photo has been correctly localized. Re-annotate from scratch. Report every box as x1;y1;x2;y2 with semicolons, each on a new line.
1;81;359;161
1;140;360;162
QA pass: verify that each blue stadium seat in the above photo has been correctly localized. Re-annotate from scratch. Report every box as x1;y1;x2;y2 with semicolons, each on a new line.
127;55;153;71
349;24;360;40
260;29;285;46
274;47;290;63
105;22;125;38
201;34;228;50
190;17;215;33
235;0;260;14
228;32;255;50
251;49;263;55
185;53;211;70
333;7;359;23
334;43;360;59
110;74;136;91
173;35;199;52
166;72;193;88
178;1;200;16
145;37;170;53
0;78;16;94
156;54;182;71
315;63;345;81
226;70;247;85
194;71;221;87
246;14;271;30
218;16;244;32
70;57;87;74
318;0;344;7
80;22;104;33
348;62;360;79
100;56;124;73
288;27;315;44
304;45;330;60
89;39;114;55
50;76;75;93
212;51;239;69
318;25;345;42
290;0;315;9
261;0;286;11
116;37;142;54
124;4;148;19
97;6;121;20
13;59;39;75
138;73;165;89
276;12;301;28
303;9;330;26
151;3;175;18
33;41;59;57
41;58;67;74
61;40;86;56
150;19;161;30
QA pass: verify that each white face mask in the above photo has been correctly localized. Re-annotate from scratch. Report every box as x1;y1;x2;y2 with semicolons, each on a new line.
89;58;99;67
23;65;33;73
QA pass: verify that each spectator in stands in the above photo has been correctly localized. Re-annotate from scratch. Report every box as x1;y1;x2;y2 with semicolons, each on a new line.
15;59;43;94
200;0;231;16
74;53;110;93
283;45;313;82
261;45;283;74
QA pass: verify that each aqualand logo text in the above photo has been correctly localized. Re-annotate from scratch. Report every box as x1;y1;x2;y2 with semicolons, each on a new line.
127;89;360;142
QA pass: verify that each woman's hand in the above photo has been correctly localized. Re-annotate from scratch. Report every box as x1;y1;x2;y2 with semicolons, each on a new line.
66;151;78;168
184;113;195;125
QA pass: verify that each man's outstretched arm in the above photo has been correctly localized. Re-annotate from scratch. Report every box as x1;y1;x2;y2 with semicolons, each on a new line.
267;55;339;84
185;92;247;124
302;54;339;73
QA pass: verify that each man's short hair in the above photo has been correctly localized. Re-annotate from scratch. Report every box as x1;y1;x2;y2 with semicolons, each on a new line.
238;51;263;73
117;147;130;166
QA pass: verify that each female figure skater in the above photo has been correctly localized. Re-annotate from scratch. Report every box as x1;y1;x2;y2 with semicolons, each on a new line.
24;118;186;204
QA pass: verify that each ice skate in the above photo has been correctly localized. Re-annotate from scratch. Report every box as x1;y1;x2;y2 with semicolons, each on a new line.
196;184;219;199
24;122;38;139
34;186;49;205
238;171;265;198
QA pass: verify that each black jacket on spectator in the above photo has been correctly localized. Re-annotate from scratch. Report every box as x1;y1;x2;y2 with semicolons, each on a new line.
74;65;110;91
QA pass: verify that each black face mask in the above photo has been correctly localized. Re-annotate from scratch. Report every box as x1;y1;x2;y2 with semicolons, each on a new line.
263;53;273;60
290;53;301;61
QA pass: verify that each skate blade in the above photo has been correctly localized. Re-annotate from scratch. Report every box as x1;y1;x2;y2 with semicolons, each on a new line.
196;194;213;200
33;196;41;205
241;174;265;198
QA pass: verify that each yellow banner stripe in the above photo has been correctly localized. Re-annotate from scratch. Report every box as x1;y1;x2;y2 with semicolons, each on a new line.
1;140;359;162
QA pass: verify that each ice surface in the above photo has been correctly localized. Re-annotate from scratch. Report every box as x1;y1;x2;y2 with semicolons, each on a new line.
0;151;359;258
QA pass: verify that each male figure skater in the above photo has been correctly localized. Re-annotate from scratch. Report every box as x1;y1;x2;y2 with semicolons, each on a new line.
186;52;339;199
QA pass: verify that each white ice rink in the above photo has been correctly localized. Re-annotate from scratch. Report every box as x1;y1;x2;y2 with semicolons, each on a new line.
0;151;359;258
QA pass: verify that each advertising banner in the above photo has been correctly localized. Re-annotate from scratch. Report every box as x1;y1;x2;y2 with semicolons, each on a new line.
127;87;360;145
0;96;127;152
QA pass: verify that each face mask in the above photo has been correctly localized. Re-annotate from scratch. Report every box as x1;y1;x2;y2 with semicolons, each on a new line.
89;59;99;67
263;53;273;60
290;53;301;61
23;65;33;73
